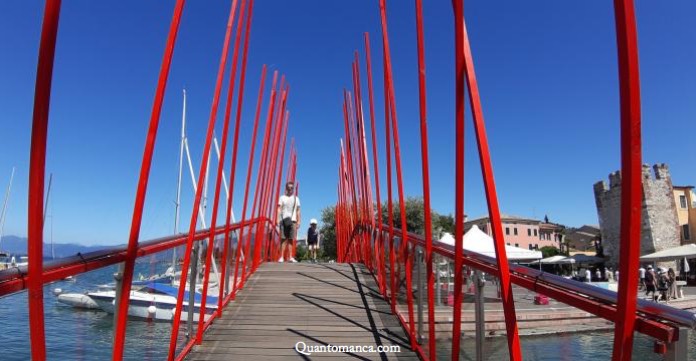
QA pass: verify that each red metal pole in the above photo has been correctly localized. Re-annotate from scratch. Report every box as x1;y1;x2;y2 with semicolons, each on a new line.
346;90;366;263
611;1;642;360
240;72;278;285
451;1;465;359
364;33;387;296
272;111;291;258
353;54;374;271
219;0;256;309
414;0;436;357
27;1;62;359
197;0;247;341
342;92;361;254
111;0;187;359
378;0;417;346
456;11;523;360
383;75;396;313
258;90;288;263
258;86;288;262
238;65;267;275
168;0;238;356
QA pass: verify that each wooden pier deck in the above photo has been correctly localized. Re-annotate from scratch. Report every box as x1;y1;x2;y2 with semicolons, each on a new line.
187;263;419;360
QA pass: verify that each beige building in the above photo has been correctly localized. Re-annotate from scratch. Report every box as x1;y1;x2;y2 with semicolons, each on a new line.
673;185;696;244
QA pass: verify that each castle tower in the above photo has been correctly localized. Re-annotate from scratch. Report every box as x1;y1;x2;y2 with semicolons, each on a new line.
593;164;681;268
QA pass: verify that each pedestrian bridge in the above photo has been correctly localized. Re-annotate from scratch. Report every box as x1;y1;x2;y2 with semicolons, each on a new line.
188;263;417;361
4;0;696;360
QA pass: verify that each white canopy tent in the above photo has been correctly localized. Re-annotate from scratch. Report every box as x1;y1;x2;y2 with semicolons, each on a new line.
639;244;696;262
530;255;576;265
438;225;542;261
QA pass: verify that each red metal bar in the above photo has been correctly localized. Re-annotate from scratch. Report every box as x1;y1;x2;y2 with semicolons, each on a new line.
378;0;417;347
383;74;396;313
346;90;366;263
112;0;187;359
240;72;278;287
239;65;267;275
611;1;643;360
0;219;267;297
168;0;239;356
379;225;683;343
341;96;360;259
258;89;288;263
414;0;436;357
341;92;359;229
27;1;62;359
457;12;523;359
248;76;282;267
257;85;288;264
196;0;247;341
451;1;465;358
353;54;374;271
363;33;387;296
219;0;256;309
272;111;291;257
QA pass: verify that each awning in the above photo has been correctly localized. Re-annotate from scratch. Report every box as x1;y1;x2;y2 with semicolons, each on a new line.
530;255;576;265
640;244;696;262
438;225;542;261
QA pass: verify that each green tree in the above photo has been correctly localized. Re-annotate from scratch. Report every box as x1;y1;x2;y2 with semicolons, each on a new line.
379;196;454;237
540;246;560;258
319;205;337;260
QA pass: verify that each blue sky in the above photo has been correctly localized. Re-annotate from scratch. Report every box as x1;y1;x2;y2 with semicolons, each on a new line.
0;1;695;246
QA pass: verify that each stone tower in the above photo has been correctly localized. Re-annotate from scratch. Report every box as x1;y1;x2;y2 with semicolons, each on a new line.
593;164;681;267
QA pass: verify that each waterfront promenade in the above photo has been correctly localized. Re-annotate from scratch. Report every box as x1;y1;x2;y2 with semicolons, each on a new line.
413;280;696;338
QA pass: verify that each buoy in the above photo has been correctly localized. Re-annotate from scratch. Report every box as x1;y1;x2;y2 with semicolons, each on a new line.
53;288;62;296
148;305;157;314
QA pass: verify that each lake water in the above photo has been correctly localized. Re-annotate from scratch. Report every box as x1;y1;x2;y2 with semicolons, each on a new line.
1;261;694;360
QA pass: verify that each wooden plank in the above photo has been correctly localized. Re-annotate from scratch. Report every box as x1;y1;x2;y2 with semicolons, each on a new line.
186;263;418;360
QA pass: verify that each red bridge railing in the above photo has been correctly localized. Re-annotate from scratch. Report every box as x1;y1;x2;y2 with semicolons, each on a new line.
335;0;694;360
7;0;298;360
6;1;695;361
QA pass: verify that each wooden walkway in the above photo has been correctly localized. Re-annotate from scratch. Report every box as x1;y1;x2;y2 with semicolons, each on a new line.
187;263;419;360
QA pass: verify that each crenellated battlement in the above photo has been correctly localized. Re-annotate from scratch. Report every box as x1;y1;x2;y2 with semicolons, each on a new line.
593;163;680;268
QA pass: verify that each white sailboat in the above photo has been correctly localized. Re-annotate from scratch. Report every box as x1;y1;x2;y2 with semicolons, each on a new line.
0;167;16;270
57;89;228;321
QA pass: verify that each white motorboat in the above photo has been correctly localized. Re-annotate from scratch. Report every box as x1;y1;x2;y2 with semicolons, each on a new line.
56;292;100;309
87;282;218;322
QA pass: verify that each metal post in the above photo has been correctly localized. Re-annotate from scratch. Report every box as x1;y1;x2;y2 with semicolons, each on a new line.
611;1;643;360
474;271;486;361
436;258;441;306
187;242;200;338
665;328;689;361
27;2;62;359
417;247;424;343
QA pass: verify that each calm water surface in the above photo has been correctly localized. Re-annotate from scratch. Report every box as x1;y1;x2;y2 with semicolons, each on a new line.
1;262;694;360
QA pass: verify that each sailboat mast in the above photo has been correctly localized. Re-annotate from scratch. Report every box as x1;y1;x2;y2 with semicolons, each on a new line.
173;89;187;268
0;167;16;251
43;173;53;259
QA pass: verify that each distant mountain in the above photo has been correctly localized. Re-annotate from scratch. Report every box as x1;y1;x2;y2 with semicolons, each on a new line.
0;235;112;258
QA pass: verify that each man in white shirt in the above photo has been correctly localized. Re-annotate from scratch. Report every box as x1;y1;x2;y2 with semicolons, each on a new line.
277;181;301;262
639;266;646;290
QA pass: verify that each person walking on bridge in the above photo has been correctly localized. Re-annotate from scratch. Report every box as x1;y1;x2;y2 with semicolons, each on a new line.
307;219;320;262
277;181;301;263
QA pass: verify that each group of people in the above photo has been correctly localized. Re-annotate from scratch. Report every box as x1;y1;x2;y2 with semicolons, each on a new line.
276;181;321;263
641;265;678;302
576;267;617;282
